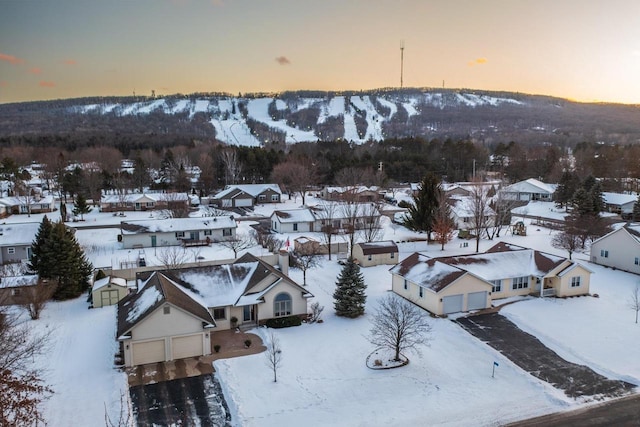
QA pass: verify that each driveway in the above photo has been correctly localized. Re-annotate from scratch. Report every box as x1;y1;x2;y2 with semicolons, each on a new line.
130;374;231;426
455;313;635;398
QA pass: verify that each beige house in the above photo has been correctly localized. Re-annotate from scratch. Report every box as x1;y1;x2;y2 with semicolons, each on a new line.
590;224;640;274
0;275;40;306
118;253;313;366
92;276;129;308
353;241;399;267
391;242;592;316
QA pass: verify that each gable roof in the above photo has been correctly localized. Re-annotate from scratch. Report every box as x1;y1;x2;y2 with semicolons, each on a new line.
93;276;127;291
271;208;317;223
592;223;640;246
390;253;468;292
602;192;637;207
117;272;215;338
502;178;556;195
120;216;236;234
357;240;398;255
214;184;282;199
101;192;189;204
0;222;41;246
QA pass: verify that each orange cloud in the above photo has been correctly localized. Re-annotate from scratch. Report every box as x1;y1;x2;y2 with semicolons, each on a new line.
64;59;77;65
468;57;488;67
29;67;42;74
39;81;56;87
275;56;291;65
0;52;25;65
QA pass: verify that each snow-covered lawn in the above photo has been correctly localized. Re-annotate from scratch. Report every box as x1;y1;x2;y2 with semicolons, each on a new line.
30;298;128;426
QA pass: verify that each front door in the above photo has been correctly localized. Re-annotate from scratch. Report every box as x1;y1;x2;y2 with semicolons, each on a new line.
151;235;157;247
243;305;255;322
135;202;141;211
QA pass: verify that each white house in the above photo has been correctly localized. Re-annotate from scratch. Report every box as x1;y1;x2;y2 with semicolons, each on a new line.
602;192;637;215
118;253;313;366
100;192;189;212
500;178;556;202
449;196;497;231
119;216;237;249
271;208;317;233
391;242;592;316
590;224;640;274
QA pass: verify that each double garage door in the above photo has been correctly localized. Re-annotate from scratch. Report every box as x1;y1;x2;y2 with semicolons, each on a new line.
442;291;488;314
131;334;204;366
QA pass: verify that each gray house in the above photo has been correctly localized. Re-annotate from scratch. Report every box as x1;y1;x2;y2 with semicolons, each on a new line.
212;184;282;208
0;222;39;264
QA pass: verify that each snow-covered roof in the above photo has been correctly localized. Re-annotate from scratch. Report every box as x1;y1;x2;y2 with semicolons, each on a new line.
101;192;188;204
214;184;282;199
92;276;127;291
390;253;467;292
323;185;379;194
0;275;39;289
602;192;637;207
0;222;41;246
271;208;316;223
0;194;54;206
120;216;236;234
357;240;398;255
502;179;557;195
450;197;496;219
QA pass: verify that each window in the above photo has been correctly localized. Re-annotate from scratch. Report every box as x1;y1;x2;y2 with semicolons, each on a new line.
635;257;639;266
511;276;529;290
163;305;171;315
600;249;609;258
403;279;408;290
419;286;424;298
367;254;372;261
175;231;185;238
273;221;277;230
213;307;226;320
293;223;298;231
390;252;395;259
271;194;279;202
146;202;155;208
11;288;21;296
258;195;266;202
204;230;212;236
571;277;581;288
491;279;502;293
7;247;15;254
274;293;292;317
223;229;232;237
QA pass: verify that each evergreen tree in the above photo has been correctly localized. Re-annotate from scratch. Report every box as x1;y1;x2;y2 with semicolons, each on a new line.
589;181;605;214
633;194;640;222
571;187;593;216
333;259;367;318
403;173;440;240
72;194;91;220
29;216;53;274
555;171;579;209
32;221;93;300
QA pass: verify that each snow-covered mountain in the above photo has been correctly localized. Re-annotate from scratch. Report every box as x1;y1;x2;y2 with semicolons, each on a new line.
3;88;639;146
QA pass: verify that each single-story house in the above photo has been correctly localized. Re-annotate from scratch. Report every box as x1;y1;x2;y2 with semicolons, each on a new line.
449;196;497;231
0;195;54;216
353;241;399;267
319;186;380;202
391;241;592;316
0;222;40;264
0;200;10;219
100;192;189;213
500;178;556;202
118;253;313;366
0;275;40;306
92;276;130;308
271;208;317;233
212;184;282;208
590;224;640;274
119;216;237;249
602;192;637;215
293;236;348;256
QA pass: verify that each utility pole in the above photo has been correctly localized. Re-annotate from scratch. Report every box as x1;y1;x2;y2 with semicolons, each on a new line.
400;40;405;88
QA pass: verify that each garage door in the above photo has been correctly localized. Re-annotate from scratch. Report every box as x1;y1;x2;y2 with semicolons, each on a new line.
442;294;463;314
132;340;165;366
235;198;253;207
467;291;488;311
171;334;204;360
100;289;119;306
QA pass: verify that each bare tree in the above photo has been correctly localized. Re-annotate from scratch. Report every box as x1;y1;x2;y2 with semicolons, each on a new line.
359;202;383;243
308;301;325;323
468;182;493;252
220;149;243;186
19;279;57;320
217;233;255;258
340;196;362;258
15;180;35;217
368;294;432;362
157;246;190;270
160;192;189;219
315;202;338;260
551;228;581;260
432;191;456;250
630;285;640;324
486;192;516;240
271;159;317;205
104;390;132;427
264;330;283;383
291;245;322;285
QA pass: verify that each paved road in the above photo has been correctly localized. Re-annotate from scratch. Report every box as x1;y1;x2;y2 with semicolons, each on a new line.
455;313;634;398
508;393;640;426
130;374;231;426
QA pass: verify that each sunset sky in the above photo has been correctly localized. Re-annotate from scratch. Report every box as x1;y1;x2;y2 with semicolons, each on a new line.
1;0;639;104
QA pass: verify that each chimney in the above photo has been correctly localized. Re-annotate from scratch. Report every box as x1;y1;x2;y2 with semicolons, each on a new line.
278;249;289;276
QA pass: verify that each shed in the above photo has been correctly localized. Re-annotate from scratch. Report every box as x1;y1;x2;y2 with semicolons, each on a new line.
353;241;399;267
92;276;130;308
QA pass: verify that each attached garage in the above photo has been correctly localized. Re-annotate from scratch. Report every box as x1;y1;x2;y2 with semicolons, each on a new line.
171;334;204;360
442;294;463;314
132;339;166;366
234;197;253;207
467;291;489;311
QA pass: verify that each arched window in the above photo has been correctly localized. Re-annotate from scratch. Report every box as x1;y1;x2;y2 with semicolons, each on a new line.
274;292;292;317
